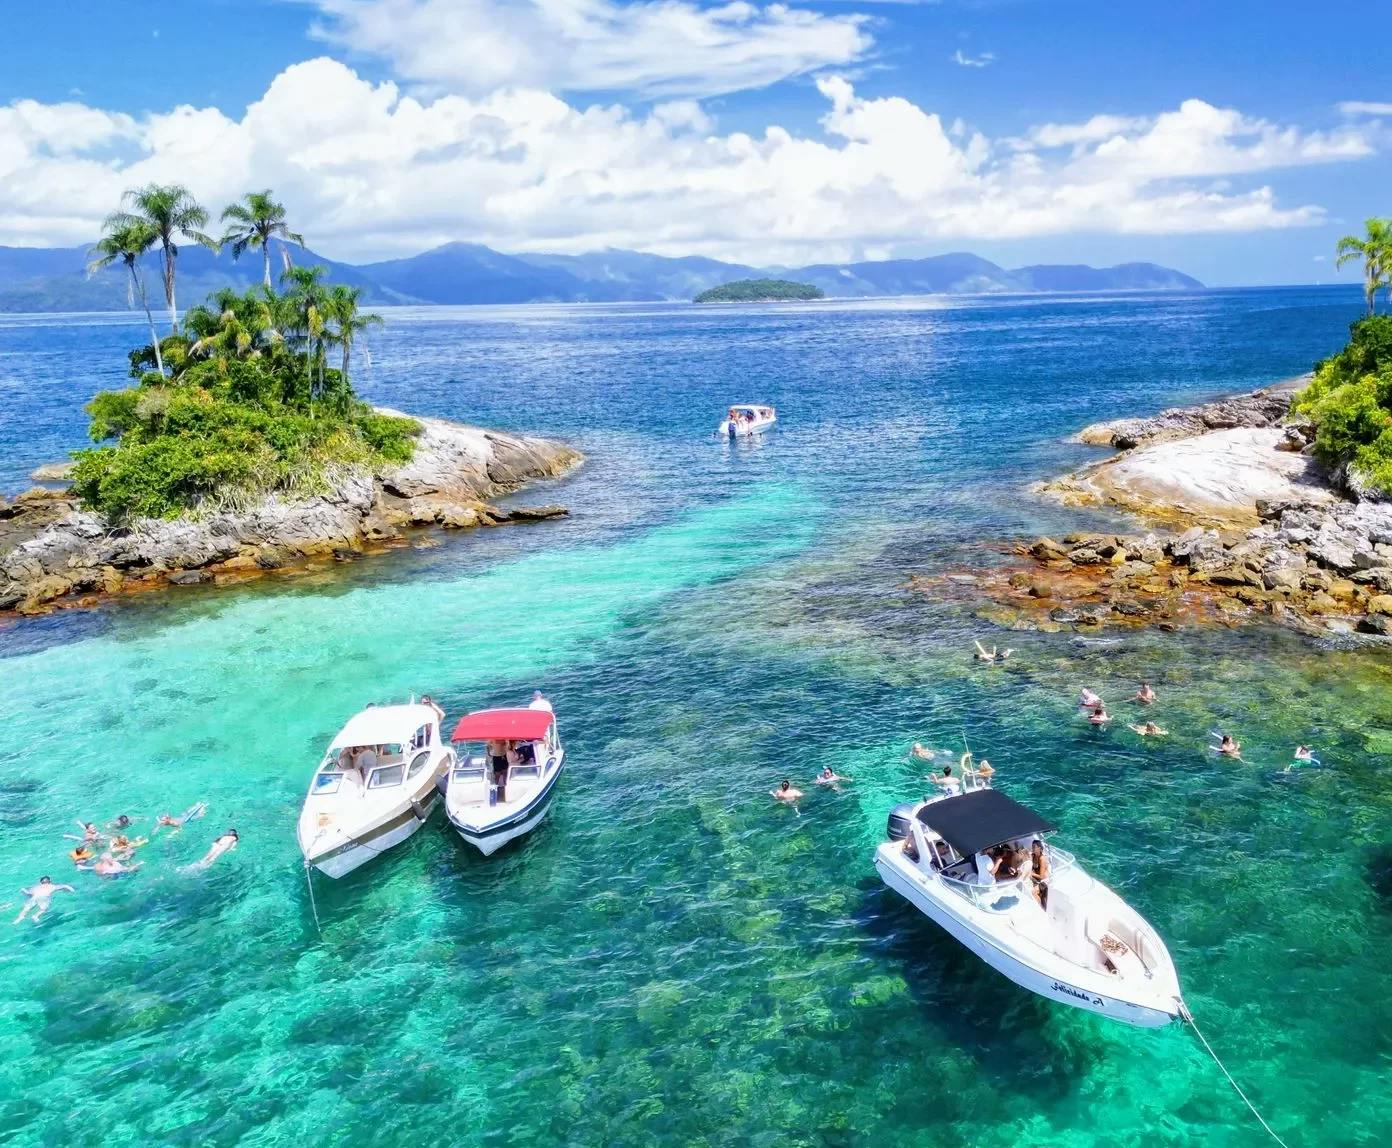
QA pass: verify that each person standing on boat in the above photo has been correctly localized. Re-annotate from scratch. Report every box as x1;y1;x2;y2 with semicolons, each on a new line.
487;739;510;802
1029;839;1051;908
421;695;446;723
528;690;553;713
13;876;75;924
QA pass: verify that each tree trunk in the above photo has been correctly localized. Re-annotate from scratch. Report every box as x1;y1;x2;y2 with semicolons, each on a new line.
164;242;178;332
1368;274;1376;317
262;242;272;289
342;338;351;394
134;268;164;376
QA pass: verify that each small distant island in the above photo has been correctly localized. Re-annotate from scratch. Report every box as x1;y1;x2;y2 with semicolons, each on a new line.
694;278;825;304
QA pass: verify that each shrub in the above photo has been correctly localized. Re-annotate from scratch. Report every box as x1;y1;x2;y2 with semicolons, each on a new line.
1295;315;1392;492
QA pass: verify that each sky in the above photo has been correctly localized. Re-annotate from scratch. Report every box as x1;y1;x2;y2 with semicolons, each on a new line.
1;0;1388;285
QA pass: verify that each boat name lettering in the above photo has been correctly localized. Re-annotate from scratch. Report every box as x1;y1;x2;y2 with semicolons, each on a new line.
1050;981;1103;1006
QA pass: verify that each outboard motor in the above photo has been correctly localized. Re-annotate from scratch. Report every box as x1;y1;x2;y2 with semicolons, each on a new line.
886;801;918;842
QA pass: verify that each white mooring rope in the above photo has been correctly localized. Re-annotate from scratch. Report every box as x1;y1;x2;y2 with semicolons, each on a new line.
304;861;323;937
1180;1001;1290;1148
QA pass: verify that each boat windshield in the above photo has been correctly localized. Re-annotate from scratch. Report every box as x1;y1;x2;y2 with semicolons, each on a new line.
312;770;343;795
368;764;405;789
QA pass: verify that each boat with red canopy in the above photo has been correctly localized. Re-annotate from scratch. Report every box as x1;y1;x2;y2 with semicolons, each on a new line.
444;704;566;855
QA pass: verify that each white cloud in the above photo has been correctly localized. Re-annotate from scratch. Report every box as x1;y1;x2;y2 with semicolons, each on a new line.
952;49;994;68
306;0;872;98
0;60;1375;264
1338;100;1392;117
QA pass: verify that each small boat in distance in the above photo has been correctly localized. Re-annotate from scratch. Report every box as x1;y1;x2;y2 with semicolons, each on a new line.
445;706;566;855
874;778;1183;1028
297;703;453;878
718;404;776;438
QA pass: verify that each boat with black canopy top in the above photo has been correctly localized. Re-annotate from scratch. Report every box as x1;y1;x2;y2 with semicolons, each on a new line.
875;777;1182;1028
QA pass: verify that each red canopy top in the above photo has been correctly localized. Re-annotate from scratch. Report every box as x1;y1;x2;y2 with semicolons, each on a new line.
451;708;554;743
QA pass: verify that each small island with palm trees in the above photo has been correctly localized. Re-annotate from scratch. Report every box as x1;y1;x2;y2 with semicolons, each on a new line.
0;184;580;616
693;278;825;303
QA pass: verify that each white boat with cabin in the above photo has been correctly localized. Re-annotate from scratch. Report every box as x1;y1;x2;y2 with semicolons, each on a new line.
297;703;453;878
444;707;566;856
875;779;1183;1028
718;404;776;438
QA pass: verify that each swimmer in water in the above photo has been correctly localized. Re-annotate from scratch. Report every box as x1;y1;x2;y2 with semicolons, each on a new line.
1216;733;1243;761
152;802;208;836
975;758;996;783
1293;746;1315;763
107;834;148;859
85;855;142;878
973;640;1013;663
69;844;95;865
1129;721;1168;737
815;767;852;788
1088;706;1112;726
65;821;104;845
189;828;240;871
1132;683;1157;705
1079;688;1103;710
908;743;943;763
13;876;75;923
771;780;803;803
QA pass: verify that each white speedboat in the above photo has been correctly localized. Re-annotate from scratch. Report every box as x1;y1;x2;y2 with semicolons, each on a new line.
445;707;565;855
875;781;1183;1028
718;404;776;438
297;703;453;878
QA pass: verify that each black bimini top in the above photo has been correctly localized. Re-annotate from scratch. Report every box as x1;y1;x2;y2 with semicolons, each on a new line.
916;788;1057;858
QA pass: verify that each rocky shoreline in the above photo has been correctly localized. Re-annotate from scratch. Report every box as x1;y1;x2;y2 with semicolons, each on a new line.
919;381;1392;640
0;411;582;616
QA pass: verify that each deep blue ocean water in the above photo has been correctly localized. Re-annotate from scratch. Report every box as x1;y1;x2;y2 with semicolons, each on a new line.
1;287;1389;1147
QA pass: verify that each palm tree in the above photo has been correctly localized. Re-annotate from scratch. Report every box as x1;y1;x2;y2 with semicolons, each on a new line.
324;285;383;397
87;220;165;376
1335;218;1392;317
220;190;305;289
106;184;218;333
281;265;329;410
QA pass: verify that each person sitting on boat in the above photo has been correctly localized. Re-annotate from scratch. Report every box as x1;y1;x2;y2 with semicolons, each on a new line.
1129;721;1168;737
771;779;803;804
528;690;553;713
929;766;962;795
512;740;537;766
1132;682;1157;705
989;845;1023;882
1029;839;1051;908
902;831;920;863
1217;733;1242;760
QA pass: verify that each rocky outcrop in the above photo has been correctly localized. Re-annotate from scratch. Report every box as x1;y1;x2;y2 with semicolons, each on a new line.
1073;380;1304;450
1;413;581;616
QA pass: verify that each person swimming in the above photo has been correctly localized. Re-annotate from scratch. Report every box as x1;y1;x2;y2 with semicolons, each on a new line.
1079;688;1103;709
771;780;804;803
815;767;852;787
13;876;75;924
973;640;1013;663
68;845;95;865
64;821;103;845
1088;706;1112;725
1216;733;1243;760
189;828;240;871
1132;683;1157;705
85;854;142;878
1130;721;1168;737
153;802;208;835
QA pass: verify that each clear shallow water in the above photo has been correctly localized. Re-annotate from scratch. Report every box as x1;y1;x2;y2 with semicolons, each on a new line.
2;287;1390;1146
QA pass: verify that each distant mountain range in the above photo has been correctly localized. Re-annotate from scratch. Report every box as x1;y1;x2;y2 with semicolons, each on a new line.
0;240;1203;312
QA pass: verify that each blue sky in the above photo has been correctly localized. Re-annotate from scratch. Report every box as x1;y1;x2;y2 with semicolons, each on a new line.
2;0;1388;284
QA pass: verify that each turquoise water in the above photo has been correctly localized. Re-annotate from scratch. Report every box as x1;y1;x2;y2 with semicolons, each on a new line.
2;288;1389;1146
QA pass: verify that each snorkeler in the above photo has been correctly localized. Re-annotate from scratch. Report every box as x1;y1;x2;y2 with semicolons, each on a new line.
13;876;75;923
189;828;240;871
152;802;208;835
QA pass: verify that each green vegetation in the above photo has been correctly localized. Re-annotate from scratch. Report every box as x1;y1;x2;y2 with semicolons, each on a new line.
1295;314;1392;492
76;185;415;522
694;278;825;303
221;190;305;289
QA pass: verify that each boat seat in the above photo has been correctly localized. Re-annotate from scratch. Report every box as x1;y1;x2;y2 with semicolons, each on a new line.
1087;923;1146;979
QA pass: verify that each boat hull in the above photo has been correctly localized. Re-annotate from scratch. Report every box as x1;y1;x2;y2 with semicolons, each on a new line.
720;416;775;438
305;785;442;879
447;755;565;856
876;848;1179;1028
